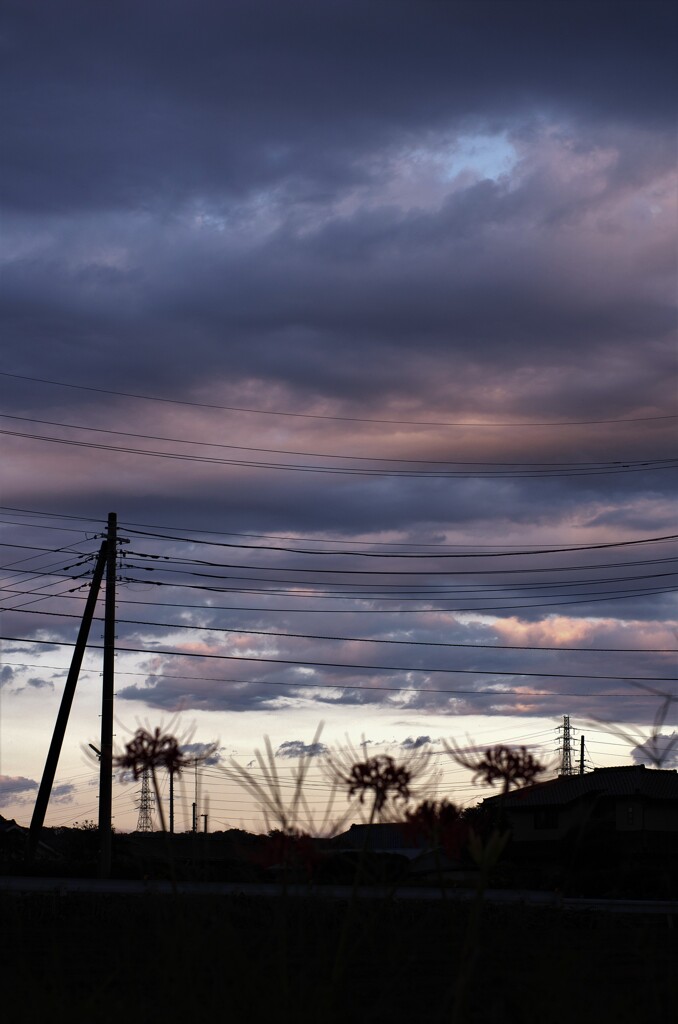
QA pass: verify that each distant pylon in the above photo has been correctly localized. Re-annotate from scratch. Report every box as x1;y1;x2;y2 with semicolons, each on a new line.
136;768;154;831
557;715;576;776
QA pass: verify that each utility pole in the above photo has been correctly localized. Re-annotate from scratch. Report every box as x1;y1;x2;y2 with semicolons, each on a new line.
27;542;107;860
579;734;586;774
169;767;175;834
193;756;199;831
98;512;117;877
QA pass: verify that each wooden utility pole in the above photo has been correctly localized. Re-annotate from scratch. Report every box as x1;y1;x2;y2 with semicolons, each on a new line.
192;756;199;831
27;542;108;860
98;512;117;877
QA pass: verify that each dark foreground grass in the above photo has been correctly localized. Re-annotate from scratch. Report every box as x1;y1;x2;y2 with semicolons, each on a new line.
2;891;676;1024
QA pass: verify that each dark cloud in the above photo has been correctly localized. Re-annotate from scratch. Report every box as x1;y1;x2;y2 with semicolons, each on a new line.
26;676;53;691
1;6;675;430
51;783;76;804
400;735;432;750
181;741;223;767
2;1;675;215
275;739;329;759
0;775;38;798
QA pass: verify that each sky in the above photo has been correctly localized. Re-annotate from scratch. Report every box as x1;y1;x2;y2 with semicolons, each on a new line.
1;0;677;834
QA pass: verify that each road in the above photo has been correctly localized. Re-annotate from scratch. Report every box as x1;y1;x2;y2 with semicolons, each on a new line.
1;875;676;913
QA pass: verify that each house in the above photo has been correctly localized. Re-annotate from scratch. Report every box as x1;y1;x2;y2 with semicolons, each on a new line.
483;764;678;845
0;814;57;862
332;821;477;882
334;821;428;858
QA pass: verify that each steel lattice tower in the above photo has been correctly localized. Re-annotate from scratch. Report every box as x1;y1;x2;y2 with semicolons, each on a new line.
557;715;576;776
136;768;154;831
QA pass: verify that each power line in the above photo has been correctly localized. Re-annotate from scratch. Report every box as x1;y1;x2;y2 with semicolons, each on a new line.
9;559;676;595
125;547;678;573
1;657;672;700
3;598;675;655
123;528;678;558
3;535;678;574
14;571;678;598
0;516;91;535
121;564;678;594
117;575;678;611
3;370;675;426
6;425;676;478
3;563;674;610
3;635;676;683
0;576;85;612
0;541;95;557
2;503;676;554
5;605;677;654
1;412;675;475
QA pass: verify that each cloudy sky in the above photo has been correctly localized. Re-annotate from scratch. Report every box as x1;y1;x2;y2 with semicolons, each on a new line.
1;0;676;833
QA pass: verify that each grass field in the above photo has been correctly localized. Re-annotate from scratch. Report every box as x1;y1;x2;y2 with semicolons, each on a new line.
3;890;676;1023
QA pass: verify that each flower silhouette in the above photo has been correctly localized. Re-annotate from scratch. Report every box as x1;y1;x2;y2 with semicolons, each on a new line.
325;737;436;819
114;727;193;780
447;743;546;795
347;756;412;812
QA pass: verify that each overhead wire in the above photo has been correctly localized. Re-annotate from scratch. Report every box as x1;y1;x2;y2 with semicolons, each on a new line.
116;574;678;611
3;634;676;684
4;564;674;611
123;543;678;567
2;369;676;426
0;516;94;535
3;502;677;555
5;423;677;478
121;526;678;557
4;606;677;656
1;412;676;479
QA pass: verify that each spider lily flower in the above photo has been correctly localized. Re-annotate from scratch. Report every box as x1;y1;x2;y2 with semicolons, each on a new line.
114;727;195;780
446;742;546;795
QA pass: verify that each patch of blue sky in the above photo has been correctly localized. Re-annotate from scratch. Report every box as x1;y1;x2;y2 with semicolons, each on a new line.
439;132;518;182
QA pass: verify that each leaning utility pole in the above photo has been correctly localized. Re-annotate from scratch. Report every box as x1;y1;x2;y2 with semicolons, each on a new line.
27;542;108;860
98;512;117;877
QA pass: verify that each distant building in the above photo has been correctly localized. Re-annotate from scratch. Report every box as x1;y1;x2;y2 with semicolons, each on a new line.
334;821;427;857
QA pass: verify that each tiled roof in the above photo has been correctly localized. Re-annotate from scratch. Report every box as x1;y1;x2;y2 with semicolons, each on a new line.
487;765;678;808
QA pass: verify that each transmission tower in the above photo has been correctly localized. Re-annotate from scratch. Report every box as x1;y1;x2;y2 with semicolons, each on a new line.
556;715;576;776
136;768;155;832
